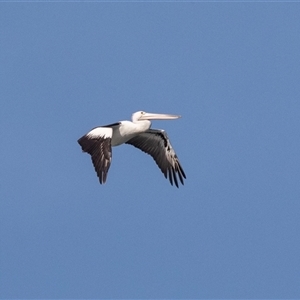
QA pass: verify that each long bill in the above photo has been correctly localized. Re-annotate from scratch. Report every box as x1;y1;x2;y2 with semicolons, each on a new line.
140;112;181;120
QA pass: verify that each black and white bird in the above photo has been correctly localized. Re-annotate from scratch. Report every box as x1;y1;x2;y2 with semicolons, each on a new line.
77;111;186;187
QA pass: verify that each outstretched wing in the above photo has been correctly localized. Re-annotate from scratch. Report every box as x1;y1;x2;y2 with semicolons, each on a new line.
77;126;114;184
126;129;186;187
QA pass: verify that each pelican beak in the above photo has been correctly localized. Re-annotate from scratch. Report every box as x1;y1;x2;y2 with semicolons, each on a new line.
140;112;181;120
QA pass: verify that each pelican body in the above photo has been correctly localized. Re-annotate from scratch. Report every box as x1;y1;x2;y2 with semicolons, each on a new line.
77;111;186;187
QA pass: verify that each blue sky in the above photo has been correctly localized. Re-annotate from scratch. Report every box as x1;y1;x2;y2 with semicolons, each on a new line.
1;2;300;299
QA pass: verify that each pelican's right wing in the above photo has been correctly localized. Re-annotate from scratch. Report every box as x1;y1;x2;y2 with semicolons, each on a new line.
78;126;115;184
126;129;186;187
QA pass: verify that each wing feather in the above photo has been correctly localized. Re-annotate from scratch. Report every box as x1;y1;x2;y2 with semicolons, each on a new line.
126;129;186;187
78;127;113;184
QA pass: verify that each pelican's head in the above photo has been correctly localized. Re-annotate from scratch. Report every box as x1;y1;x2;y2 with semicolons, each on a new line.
132;111;181;122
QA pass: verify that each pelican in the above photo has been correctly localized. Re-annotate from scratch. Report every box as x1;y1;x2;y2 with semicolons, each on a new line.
77;111;186;187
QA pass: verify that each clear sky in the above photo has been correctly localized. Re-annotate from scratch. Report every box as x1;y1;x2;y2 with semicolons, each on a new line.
1;2;300;299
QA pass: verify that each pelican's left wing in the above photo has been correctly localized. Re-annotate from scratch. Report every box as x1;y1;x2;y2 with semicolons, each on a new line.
126;129;186;187
78;125;117;184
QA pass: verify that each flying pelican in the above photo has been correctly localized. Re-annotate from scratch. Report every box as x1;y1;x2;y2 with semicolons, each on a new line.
77;111;186;187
